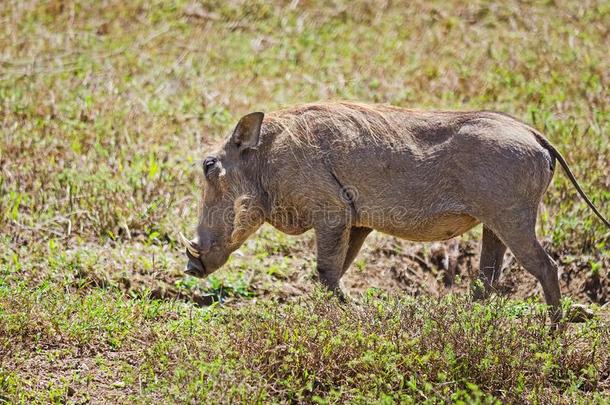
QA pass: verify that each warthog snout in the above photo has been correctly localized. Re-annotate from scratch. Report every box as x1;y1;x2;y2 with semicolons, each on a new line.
179;232;207;277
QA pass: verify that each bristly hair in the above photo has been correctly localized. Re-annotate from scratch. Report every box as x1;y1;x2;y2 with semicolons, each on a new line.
263;101;409;148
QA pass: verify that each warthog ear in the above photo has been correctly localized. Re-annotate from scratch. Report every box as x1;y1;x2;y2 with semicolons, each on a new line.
232;112;264;150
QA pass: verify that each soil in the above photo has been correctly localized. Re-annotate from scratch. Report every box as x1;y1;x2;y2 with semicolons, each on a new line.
345;236;609;305
93;233;609;308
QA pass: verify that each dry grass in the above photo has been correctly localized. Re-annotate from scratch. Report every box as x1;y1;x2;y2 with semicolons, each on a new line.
1;0;609;402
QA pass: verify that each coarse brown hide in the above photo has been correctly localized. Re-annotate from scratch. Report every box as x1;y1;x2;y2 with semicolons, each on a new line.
182;102;610;322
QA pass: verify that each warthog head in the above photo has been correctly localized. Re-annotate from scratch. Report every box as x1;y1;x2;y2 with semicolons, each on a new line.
181;112;267;277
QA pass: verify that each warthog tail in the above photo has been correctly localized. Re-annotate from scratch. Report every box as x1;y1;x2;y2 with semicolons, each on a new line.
533;130;610;229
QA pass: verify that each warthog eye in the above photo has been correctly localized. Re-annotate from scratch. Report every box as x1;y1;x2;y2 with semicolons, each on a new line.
203;157;218;177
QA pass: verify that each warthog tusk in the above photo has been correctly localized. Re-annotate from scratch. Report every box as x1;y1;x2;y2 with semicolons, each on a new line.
179;232;200;258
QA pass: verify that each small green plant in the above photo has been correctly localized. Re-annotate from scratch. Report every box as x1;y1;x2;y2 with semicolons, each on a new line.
0;0;608;402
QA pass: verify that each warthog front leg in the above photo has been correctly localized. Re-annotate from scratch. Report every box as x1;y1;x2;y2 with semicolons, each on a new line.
314;225;351;296
342;227;372;272
315;226;372;297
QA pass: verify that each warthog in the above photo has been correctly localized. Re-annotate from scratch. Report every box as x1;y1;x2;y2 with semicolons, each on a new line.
181;102;609;321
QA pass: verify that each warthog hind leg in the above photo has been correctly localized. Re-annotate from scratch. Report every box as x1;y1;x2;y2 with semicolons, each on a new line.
472;225;507;300
487;212;562;323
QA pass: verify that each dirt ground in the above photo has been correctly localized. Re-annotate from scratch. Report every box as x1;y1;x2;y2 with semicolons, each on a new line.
111;233;609;309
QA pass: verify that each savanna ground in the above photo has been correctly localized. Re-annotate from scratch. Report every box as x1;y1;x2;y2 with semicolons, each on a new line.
1;0;609;403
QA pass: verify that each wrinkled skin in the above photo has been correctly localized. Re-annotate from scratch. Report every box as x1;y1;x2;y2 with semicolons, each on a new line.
183;102;610;322
185;112;267;275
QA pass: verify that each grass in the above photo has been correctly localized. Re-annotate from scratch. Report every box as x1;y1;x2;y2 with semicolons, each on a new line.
2;287;609;403
1;0;609;402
